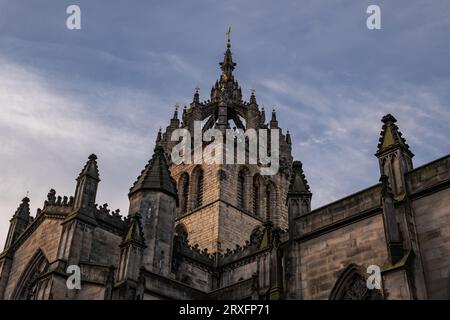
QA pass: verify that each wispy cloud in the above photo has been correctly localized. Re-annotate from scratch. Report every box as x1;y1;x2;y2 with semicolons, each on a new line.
0;0;449;246
0;58;168;244
259;75;450;206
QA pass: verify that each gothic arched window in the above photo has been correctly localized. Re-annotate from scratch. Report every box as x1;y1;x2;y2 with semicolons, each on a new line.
193;167;204;208
253;175;261;216
265;181;277;222
237;168;248;210
13;249;50;300
329;264;383;300
179;173;189;215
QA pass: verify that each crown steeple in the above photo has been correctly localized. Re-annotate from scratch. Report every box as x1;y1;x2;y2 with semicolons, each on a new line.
220;27;236;78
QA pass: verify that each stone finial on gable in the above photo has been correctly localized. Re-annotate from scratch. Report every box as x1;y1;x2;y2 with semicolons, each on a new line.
376;114;413;157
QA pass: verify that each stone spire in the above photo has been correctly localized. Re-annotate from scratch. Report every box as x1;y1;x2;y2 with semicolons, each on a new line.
288;161;311;196
246;89;259;129
193;86;200;104
286;130;292;146
376;114;414;197
117;213;146;285
210;28;242;104
376;114;413;157
249;89;257;105
13;197;31;219
129;131;177;198
172;105;179;121
123;213;145;246
72;154;100;223
220;27;236;79
287;161;312;240
4;197;31;249
260;107;266;127
78;154;100;181
156;128;162;145
127;131;178;278
270;107;278;129
182;105;187;127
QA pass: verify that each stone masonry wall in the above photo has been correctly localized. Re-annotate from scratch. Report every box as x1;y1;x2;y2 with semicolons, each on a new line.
177;202;220;253
4;218;64;299
89;228;122;267
218;201;262;252
298;214;388;299
412;188;450;298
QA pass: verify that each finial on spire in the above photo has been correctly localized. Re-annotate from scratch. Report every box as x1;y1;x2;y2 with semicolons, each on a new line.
193;86;200;103
156;127;162;143
154;128;163;151
219;29;236;76
270;106;278;128
78;154;100;181
376;113;413;157
382;114;397;124
249;88;257;104
286;130;292;145
173;104;179;119
226;26;231;48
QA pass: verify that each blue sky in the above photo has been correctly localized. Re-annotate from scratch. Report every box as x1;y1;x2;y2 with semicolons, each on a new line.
0;0;449;245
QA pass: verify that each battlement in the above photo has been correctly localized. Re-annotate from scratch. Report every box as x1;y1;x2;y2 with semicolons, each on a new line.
41;189;73;216
94;203;128;235
174;221;288;269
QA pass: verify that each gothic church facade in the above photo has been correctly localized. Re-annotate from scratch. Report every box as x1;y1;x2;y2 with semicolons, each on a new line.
1;39;450;300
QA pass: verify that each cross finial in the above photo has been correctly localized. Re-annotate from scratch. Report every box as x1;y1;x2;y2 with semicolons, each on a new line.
26;191;29;197
195;85;200;93
250;88;255;95
226;27;231;48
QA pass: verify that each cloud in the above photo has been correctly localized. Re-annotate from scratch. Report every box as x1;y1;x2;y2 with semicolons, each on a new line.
0;58;169;245
258;75;450;207
0;0;450;246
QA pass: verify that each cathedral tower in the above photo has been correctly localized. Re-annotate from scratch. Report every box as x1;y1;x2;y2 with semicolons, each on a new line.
128;131;178;276
160;34;293;253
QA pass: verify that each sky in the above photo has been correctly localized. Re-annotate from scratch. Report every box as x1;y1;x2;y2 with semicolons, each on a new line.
0;0;449;246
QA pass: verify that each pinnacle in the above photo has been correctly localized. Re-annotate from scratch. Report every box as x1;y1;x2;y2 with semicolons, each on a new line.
78;154;100;181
